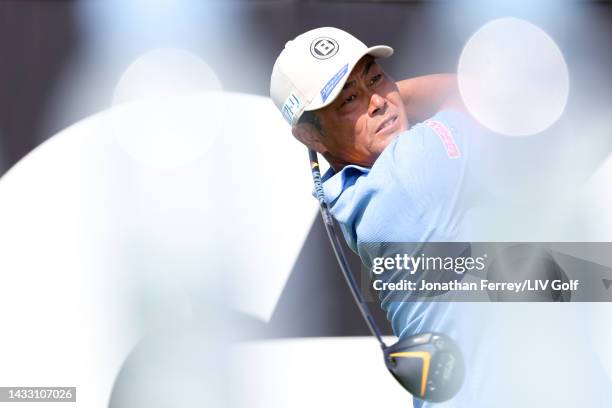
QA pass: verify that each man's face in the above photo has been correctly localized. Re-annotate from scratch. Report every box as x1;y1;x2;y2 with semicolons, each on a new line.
310;56;408;168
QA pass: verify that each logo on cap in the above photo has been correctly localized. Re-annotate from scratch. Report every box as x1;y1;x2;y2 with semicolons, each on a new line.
321;63;349;103
310;37;339;60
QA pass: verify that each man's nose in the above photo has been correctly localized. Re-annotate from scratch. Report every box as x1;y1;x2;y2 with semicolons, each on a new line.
368;93;386;116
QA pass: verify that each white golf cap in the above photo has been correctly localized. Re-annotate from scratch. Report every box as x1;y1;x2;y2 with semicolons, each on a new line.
270;27;393;126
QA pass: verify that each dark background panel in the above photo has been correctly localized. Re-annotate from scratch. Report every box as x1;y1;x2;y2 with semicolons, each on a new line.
0;0;79;172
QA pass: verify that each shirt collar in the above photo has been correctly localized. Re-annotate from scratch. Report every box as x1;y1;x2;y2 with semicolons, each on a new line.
319;164;370;204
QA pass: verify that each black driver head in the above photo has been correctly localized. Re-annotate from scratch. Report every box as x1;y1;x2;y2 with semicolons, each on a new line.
384;332;465;403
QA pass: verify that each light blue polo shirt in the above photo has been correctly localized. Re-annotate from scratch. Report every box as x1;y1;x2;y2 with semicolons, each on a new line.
321;110;487;407
319;110;612;408
321;109;478;249
320;109;482;315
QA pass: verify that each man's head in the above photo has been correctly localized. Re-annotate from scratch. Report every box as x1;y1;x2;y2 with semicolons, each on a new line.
270;27;408;170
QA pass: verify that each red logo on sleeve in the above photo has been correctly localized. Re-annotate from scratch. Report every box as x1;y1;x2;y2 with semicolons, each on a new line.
424;120;461;159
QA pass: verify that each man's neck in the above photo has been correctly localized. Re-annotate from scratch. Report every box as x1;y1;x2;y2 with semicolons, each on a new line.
325;155;375;173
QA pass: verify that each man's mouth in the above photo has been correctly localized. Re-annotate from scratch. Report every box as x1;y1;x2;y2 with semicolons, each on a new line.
376;115;398;135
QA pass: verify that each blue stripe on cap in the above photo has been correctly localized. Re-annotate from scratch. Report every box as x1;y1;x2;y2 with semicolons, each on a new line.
320;63;349;103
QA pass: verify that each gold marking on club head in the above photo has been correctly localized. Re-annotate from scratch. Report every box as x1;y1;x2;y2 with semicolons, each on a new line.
388;351;432;397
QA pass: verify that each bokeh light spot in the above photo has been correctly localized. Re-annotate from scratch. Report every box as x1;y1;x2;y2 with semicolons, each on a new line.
458;17;569;136
112;48;223;169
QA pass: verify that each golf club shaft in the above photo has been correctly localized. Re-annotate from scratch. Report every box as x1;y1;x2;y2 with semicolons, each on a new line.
308;149;387;349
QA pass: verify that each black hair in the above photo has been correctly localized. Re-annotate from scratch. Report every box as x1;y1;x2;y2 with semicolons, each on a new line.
298;110;324;135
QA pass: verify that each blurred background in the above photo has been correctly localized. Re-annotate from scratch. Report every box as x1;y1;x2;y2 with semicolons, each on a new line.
1;1;612;407
2;0;612;336
1;0;610;175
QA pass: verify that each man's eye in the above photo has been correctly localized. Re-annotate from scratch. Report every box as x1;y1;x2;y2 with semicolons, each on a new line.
369;74;382;86
341;94;356;106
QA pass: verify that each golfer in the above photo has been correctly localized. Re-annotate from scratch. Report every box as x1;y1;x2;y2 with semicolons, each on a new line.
270;27;612;408
269;27;487;407
270;27;477;246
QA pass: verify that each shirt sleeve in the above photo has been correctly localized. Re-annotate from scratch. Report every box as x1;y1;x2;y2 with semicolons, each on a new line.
385;110;476;228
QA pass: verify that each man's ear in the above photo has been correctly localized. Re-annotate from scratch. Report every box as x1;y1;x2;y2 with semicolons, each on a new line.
292;123;328;154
